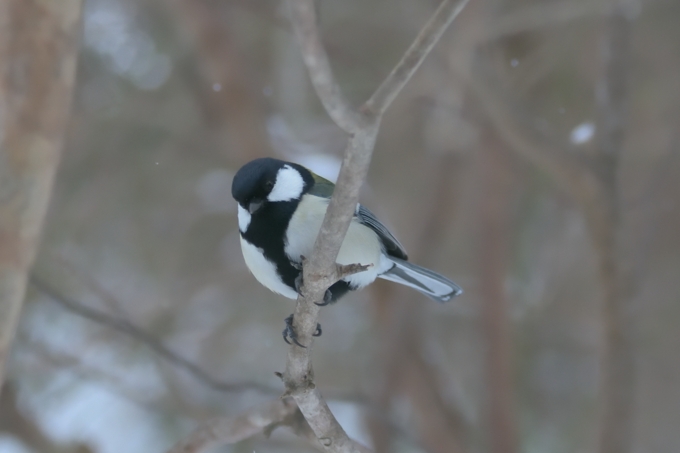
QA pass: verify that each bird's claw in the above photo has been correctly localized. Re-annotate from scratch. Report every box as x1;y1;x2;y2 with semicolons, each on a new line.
283;314;304;347
294;254;333;305
293;256;306;293
292;255;306;271
294;274;303;294
282;314;322;348
314;289;333;306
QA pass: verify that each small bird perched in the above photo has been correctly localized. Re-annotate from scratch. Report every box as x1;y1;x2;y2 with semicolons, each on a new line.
231;157;462;345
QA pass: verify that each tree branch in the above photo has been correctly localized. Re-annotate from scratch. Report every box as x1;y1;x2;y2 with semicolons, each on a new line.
286;0;364;133
594;4;634;453
166;399;298;453
363;0;472;116
30;275;276;395
167;396;373;453
282;0;471;451
453;61;611;220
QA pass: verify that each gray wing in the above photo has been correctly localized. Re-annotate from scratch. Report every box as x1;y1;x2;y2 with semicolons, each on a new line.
306;170;408;260
356;205;408;260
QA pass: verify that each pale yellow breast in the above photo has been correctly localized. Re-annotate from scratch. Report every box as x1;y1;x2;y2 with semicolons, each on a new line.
285;195;391;289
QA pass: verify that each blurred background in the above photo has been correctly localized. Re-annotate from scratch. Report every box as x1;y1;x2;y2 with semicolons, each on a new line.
2;0;679;452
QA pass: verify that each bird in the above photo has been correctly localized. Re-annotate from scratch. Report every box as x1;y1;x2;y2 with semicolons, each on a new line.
231;157;462;345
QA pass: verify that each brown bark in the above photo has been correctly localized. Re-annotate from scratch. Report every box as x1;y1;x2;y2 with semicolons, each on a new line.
478;134;518;453
0;0;83;388
594;6;635;453
281;1;471;451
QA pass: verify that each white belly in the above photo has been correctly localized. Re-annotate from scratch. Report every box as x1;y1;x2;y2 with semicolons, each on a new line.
284;195;393;289
239;236;298;299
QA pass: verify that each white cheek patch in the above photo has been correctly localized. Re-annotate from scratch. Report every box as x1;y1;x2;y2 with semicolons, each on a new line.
268;165;304;202
237;204;251;232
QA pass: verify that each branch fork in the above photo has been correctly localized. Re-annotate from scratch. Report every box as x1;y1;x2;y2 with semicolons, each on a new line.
281;0;471;452
296;256;372;300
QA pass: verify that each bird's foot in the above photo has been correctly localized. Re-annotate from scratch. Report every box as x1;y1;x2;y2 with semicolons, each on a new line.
282;314;321;348
294;257;332;305
294;274;302;293
314;289;334;306
293;255;306;294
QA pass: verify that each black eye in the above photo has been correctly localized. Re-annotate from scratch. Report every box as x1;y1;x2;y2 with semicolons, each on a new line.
265;180;274;190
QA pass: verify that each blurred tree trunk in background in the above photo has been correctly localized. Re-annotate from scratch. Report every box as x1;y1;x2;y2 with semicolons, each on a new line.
368;153;467;453
170;0;272;165
593;6;635;453
0;0;83;388
478;132;518;453
464;2;638;450
0;384;92;453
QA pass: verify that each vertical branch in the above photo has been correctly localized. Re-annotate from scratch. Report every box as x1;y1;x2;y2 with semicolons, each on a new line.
0;0;83;388
283;0;471;451
455;2;637;451
594;4;634;453
478;134;518;453
369;154;467;453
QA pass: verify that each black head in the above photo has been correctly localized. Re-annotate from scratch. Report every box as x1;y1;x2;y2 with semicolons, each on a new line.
231;158;314;214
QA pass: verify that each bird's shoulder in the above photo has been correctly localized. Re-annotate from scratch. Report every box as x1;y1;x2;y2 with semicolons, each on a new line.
307;172;335;199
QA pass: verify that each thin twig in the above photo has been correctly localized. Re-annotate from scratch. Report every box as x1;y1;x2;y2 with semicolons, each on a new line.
286;0;364;133
363;0;472;116
282;0;471;452
482;0;612;43
30;275;277;395
452;60;616;236
166;397;374;453
27;275;389;453
20;336;180;413
166;399;298;453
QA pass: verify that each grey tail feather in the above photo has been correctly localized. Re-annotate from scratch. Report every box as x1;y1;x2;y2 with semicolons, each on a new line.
378;258;463;303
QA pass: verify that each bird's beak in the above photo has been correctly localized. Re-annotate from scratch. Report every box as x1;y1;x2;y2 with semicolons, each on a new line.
248;199;264;214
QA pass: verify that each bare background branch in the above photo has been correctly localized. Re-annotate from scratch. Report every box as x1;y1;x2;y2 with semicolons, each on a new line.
30;275;277;395
166;399;299;453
